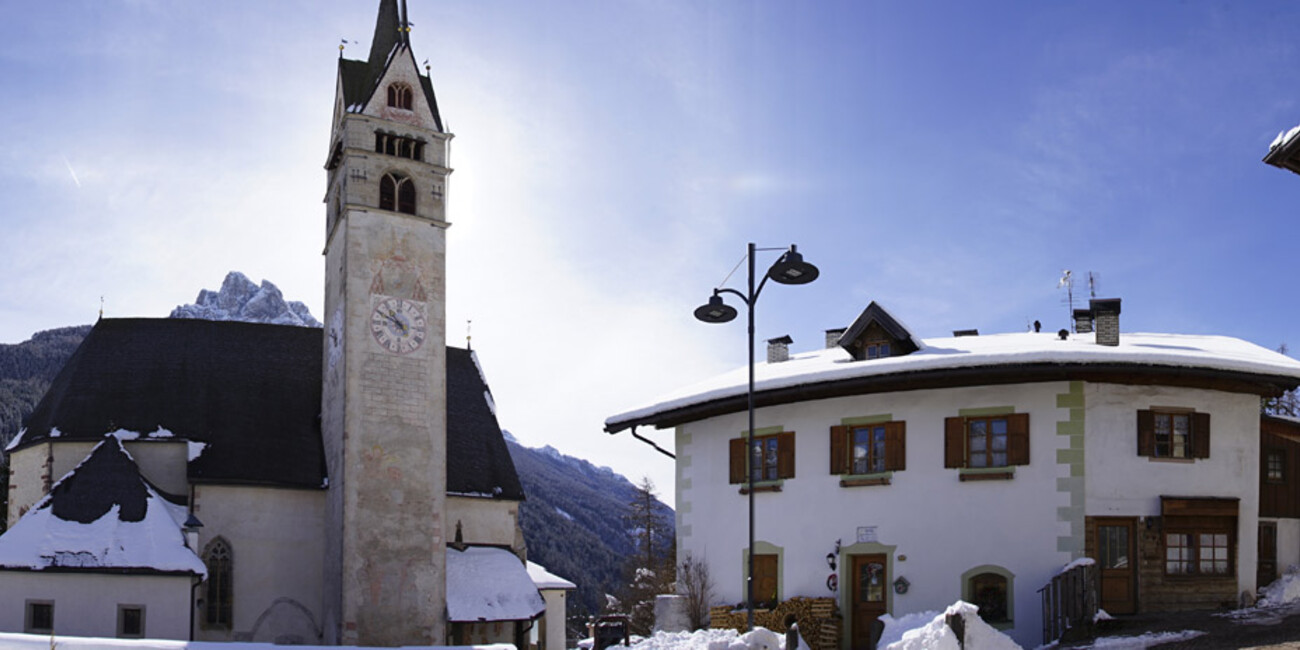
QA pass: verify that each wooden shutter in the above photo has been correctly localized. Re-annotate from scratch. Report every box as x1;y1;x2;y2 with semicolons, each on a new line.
729;437;746;484
944;417;966;468
1136;410;1155;457
830;425;850;474
777;432;796;479
1006;413;1030;466
884;421;907;471
1191;412;1211;459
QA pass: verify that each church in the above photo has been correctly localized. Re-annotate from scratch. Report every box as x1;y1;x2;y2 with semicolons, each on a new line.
0;1;572;646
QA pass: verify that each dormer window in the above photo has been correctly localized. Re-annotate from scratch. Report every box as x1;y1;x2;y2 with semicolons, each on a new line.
387;83;413;110
380;173;416;215
866;341;891;360
837;302;920;362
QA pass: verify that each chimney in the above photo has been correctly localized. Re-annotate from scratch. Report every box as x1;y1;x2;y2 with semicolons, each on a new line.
825;328;846;349
1073;309;1094;334
767;335;793;363
1090;299;1121;346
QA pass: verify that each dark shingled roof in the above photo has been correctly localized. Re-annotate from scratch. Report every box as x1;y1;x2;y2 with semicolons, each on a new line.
446;347;524;500
17;319;523;500
47;438;150;524
19;318;326;488
338;0;445;131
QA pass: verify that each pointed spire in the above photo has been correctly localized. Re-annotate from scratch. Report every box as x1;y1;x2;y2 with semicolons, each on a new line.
367;0;404;70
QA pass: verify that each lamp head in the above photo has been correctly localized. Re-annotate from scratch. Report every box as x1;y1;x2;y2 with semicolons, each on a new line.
694;293;738;323
768;245;819;285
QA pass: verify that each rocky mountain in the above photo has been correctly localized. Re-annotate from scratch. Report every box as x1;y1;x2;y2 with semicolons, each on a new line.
170;271;321;328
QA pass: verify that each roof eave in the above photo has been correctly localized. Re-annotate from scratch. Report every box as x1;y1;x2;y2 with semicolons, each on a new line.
606;362;1300;433
1264;132;1300;176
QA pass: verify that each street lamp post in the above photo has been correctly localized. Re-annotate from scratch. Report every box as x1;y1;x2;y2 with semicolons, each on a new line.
694;242;819;632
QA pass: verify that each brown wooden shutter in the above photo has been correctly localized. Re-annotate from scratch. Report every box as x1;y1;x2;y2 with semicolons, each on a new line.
729;437;746;484
1007;412;1030;466
777;432;796;479
944;417;966;468
884;421;906;471
1191;412;1211;459
830;425;850;475
1137;410;1155;457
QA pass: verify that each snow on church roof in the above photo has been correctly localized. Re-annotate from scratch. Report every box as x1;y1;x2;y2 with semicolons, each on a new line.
606;327;1300;433
446;546;546;622
0;438;205;576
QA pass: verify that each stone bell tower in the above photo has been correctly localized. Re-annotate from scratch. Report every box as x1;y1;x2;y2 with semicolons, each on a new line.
320;0;452;644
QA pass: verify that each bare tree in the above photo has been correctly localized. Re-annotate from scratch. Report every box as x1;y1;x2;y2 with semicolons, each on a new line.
1264;344;1300;417
678;552;715;631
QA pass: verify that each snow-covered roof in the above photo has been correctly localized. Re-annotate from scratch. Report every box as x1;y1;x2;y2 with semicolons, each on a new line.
527;560;577;590
446;546;546;622
0;438;206;576
606;329;1300;433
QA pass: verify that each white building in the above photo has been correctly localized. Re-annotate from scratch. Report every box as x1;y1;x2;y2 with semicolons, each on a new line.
606;300;1300;649
0;1;570;645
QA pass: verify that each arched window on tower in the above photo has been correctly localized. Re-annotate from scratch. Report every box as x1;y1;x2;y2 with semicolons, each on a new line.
380;173;416;215
387;83;413;110
202;538;233;629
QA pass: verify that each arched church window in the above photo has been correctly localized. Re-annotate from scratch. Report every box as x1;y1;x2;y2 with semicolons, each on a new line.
202;538;233;629
380;173;416;215
387;83;413;110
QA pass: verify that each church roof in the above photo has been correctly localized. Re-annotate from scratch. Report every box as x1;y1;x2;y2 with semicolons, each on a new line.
13;319;524;500
0;437;206;576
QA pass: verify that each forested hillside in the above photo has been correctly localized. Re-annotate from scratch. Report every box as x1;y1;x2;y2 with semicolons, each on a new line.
0;325;91;447
508;438;675;621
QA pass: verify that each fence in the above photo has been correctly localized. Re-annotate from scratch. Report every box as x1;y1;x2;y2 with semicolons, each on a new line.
1038;561;1098;645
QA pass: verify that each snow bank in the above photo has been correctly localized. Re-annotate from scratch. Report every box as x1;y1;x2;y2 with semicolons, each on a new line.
1257;566;1300;607
612;626;806;650
1085;630;1205;648
0;633;514;650
880;602;1020;650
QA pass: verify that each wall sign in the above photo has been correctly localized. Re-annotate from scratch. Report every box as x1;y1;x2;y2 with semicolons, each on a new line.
857;526;878;543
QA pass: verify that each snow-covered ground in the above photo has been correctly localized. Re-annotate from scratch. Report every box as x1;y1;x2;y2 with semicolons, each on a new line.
0;636;513;650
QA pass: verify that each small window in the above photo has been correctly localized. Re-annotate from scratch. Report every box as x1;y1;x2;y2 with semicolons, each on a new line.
728;433;794;485
866;341;891;360
203;538;233;629
1266;450;1286;483
25;601;53;634
387;83;413;110
1137;409;1209;459
830;422;905;477
1165;531;1232;576
379;173;417;215
944;414;1030;472
969;573;1009;623
118;605;145;638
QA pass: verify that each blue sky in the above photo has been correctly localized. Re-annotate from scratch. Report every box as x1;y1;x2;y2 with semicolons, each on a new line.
3;1;1300;505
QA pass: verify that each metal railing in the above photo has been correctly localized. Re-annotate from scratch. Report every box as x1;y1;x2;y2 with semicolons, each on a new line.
1039;561;1098;645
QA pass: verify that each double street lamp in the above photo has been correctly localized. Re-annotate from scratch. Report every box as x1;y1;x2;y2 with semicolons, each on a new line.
693;242;819;631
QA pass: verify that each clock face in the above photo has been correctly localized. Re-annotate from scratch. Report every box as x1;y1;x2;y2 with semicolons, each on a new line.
370;296;427;354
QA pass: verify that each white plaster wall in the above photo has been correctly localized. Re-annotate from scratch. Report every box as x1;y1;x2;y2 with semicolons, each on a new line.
676;381;1073;649
447;496;521;548
6;444;49;528
540;589;568;650
1084;384;1260;593
1276;519;1300;575
0;571;192;639
191;484;326;643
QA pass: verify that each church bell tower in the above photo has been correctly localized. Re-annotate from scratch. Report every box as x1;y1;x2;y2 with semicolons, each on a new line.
321;0;452;644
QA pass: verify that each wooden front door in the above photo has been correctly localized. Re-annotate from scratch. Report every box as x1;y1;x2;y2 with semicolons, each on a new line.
1259;521;1278;590
1096;518;1137;615
851;554;888;650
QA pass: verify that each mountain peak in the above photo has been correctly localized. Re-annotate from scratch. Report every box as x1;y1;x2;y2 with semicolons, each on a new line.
170;272;320;328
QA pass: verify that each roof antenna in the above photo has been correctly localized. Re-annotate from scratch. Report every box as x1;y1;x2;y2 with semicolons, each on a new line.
466;319;472;350
1057;270;1074;326
98;296;104;320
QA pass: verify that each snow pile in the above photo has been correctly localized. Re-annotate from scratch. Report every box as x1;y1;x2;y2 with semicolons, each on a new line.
1257;566;1300;607
1085;630;1205;648
879;602;1020;650
445;546;545;622
171;271;321;328
622;626;802;650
